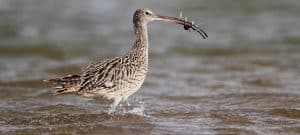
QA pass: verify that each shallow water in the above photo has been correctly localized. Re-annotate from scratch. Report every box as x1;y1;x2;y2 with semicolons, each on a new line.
0;0;300;134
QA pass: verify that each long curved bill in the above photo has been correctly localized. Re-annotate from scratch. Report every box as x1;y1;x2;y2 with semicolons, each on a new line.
154;15;208;39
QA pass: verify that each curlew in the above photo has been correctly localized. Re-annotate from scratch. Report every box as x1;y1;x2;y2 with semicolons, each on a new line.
44;8;207;113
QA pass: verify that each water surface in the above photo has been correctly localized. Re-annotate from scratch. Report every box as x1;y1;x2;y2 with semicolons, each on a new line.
0;0;300;134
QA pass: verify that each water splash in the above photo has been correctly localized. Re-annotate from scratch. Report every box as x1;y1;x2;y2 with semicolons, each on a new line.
126;101;146;116
105;100;148;117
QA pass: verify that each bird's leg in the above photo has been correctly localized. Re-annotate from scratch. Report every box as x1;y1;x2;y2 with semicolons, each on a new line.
121;95;131;107
107;97;123;115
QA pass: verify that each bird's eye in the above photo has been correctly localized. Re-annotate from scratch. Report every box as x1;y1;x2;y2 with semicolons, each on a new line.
145;12;150;15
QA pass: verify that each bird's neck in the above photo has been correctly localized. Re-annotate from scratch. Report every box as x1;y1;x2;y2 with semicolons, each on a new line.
129;21;149;60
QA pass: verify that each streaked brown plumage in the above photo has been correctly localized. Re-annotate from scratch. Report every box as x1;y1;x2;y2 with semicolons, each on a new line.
44;8;207;113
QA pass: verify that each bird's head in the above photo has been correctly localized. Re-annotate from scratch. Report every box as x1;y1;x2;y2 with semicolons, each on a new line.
133;8;207;39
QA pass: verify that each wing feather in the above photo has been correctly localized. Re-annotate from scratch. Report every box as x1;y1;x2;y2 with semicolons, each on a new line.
78;57;123;92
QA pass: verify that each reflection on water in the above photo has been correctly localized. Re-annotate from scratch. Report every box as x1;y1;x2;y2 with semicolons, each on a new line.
0;0;300;134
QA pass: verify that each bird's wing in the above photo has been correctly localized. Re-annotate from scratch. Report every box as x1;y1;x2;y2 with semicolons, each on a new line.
78;57;124;92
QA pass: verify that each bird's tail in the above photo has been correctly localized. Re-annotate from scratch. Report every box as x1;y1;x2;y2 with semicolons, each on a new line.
44;74;81;94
